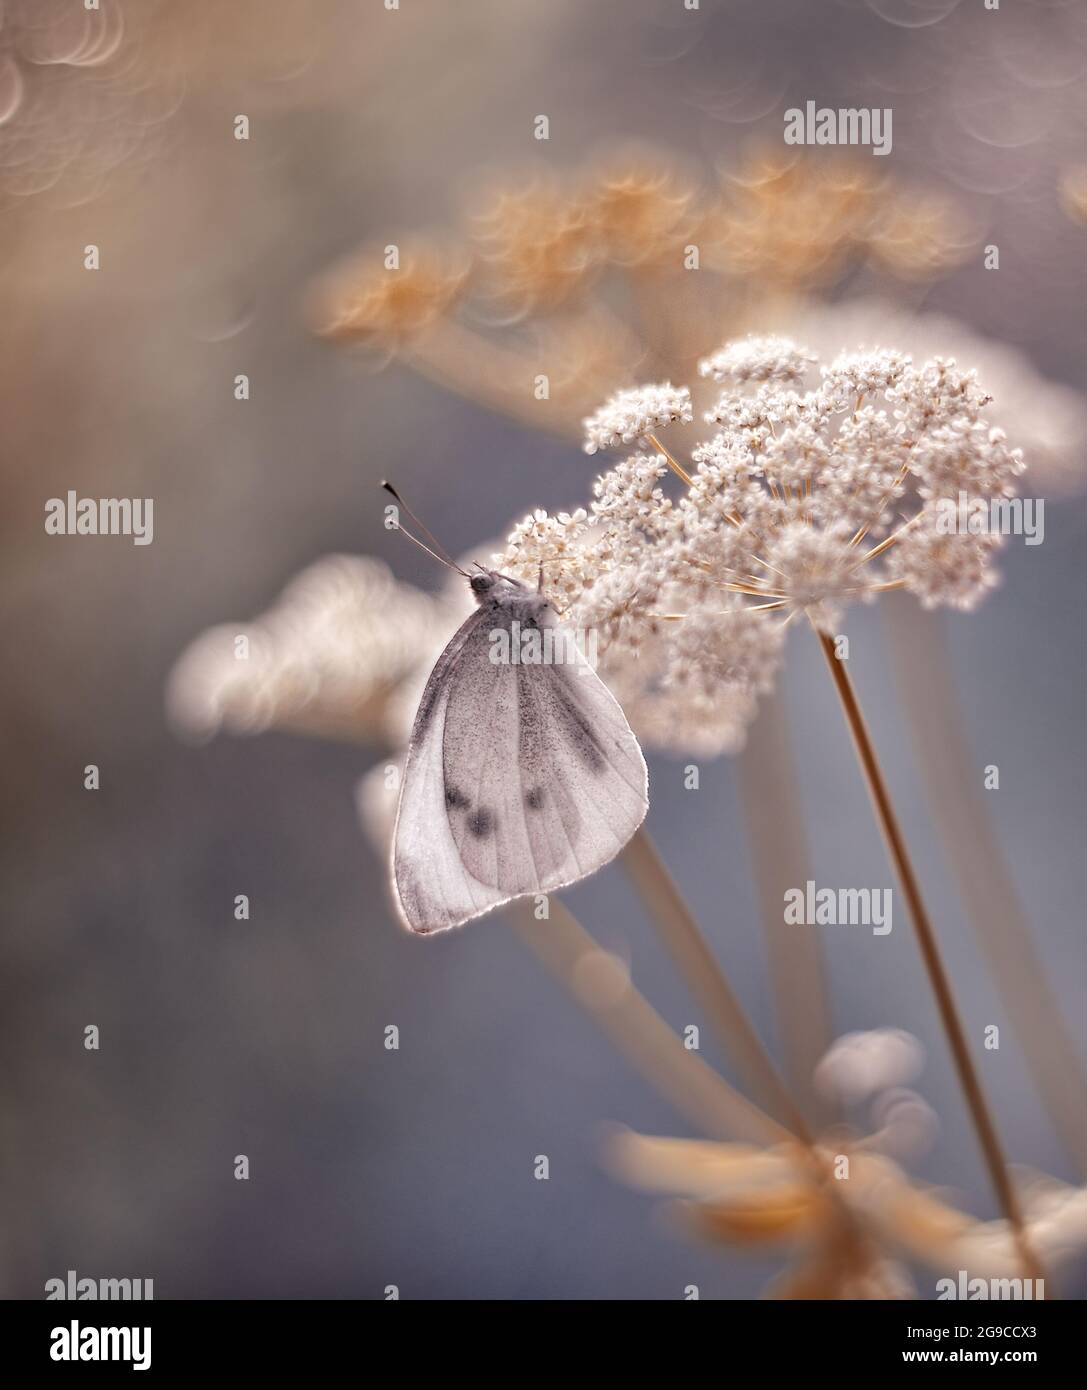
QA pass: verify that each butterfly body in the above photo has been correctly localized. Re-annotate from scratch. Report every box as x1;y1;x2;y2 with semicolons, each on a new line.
391;569;649;934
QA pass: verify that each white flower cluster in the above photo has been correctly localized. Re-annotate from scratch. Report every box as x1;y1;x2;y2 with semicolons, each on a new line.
497;336;1026;755
582;382;692;455
499;454;785;758
786;297;1087;494
166;556;454;745
700;335;816;387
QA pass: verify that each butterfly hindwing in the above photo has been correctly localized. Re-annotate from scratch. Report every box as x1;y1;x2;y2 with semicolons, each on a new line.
507;648;647;890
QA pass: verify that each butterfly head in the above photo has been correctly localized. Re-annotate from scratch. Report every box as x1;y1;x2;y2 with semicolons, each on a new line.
468;568;504;598
469;568;553;622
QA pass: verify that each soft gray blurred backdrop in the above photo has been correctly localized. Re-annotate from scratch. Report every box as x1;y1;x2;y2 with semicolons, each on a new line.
2;0;1085;1298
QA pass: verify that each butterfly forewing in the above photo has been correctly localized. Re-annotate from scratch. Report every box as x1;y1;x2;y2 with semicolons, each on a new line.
392;609;505;933
391;602;648;934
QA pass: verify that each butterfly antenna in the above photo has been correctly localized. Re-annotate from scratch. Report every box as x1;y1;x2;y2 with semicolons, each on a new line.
382;482;462;567
381;481;467;576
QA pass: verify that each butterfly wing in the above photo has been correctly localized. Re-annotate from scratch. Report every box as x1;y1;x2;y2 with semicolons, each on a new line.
391;612;648;934
391;609;504;934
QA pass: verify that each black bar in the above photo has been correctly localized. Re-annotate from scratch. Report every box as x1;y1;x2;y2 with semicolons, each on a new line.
2;1296;1078;1376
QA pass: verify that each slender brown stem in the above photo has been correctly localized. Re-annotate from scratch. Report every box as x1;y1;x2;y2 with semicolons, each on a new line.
851;511;924;569
646;433;693;486
621;827;813;1142
512;896;871;1266
816;629;1042;1281
508;898;787;1147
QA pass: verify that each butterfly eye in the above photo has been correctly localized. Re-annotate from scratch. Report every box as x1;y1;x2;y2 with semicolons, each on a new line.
469;573;493;595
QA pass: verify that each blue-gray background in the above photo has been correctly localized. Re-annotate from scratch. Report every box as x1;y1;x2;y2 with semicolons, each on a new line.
2;0;1085;1298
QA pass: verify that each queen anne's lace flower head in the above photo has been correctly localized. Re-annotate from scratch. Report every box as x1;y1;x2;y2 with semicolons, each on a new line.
499;335;1027;755
582;383;692;455
472;180;602;318
699;335;816;388
166;556;455;745
312;244;471;349
785;297;1087;494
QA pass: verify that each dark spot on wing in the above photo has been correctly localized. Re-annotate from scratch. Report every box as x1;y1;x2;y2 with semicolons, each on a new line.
445;786;469;810
525;787;545;810
467;807;495;838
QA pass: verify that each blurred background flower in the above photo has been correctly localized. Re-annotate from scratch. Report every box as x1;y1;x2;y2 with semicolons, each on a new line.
607;1029;1087;1299
166;555;457;747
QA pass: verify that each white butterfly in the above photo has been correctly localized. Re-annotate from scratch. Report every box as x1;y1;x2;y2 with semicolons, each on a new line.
391;566;649;934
